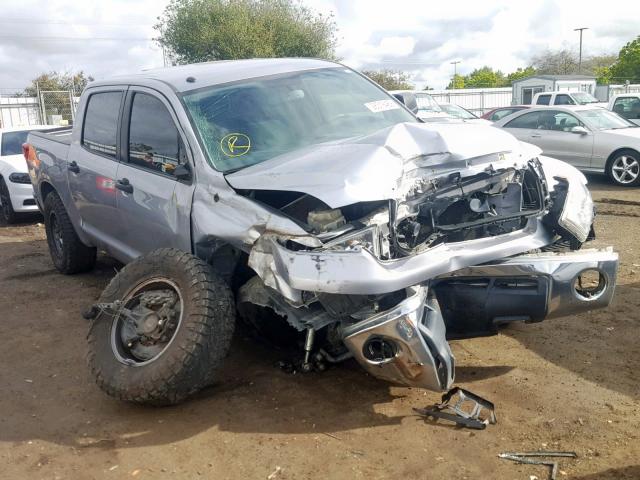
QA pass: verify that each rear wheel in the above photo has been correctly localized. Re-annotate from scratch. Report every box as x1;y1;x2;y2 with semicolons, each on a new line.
607;150;640;187
43;192;96;273
0;178;18;224
87;249;236;406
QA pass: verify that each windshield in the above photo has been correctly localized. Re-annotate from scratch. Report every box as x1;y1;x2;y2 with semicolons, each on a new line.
579;109;636;130
415;93;442;113
183;68;416;172
1;130;30;156
571;92;599;105
440;104;476;119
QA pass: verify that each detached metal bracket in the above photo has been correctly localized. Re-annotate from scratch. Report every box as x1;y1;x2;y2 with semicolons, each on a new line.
414;387;497;430
499;451;577;480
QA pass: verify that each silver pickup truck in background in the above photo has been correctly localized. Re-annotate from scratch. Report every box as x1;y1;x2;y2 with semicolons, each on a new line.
24;58;619;405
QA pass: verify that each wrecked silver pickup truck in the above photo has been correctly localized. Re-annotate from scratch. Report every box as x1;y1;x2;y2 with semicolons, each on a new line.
25;59;618;405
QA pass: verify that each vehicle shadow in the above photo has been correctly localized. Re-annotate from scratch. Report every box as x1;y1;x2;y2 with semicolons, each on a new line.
501;282;640;399
0;240;516;451
0;239;414;450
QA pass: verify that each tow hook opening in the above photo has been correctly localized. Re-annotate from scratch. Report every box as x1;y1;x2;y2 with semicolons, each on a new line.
362;337;398;364
574;268;607;301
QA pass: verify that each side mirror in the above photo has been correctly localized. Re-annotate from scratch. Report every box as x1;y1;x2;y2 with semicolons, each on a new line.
571;126;589;135
174;164;192;181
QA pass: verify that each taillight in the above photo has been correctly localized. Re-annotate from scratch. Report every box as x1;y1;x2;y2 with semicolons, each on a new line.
22;143;39;168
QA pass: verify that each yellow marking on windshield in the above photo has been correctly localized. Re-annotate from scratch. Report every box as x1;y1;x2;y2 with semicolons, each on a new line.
220;133;251;157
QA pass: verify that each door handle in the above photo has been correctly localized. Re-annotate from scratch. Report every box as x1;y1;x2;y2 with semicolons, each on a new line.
68;161;80;174
115;178;134;194
530;134;542;138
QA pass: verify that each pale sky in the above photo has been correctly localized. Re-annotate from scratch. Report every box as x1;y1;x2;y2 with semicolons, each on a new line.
0;0;638;92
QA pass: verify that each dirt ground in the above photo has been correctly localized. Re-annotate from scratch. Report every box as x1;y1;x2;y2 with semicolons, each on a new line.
1;173;639;480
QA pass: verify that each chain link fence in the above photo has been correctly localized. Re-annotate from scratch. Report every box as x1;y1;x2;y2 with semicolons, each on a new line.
39;90;75;126
0;90;79;128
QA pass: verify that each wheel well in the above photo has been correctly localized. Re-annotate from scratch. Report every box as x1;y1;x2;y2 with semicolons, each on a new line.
606;148;640;171
40;181;55;202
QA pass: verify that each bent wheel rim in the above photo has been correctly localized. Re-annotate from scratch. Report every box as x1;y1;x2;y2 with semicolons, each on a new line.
110;277;184;367
611;155;640;184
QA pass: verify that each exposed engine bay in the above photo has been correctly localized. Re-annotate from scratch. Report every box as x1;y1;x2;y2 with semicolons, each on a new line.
218;123;618;392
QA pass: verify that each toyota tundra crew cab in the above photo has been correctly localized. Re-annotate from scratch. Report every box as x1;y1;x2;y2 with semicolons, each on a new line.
24;59;618;405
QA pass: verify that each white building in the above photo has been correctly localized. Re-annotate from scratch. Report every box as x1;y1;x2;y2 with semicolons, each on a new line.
512;75;597;105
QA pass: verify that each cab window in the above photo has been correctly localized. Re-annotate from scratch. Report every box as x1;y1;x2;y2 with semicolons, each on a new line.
491;108;519;121
536;111;582;131
82;91;123;159
554;94;575;105
504;111;542;128
127;93;186;176
613;97;640;120
536;95;551;105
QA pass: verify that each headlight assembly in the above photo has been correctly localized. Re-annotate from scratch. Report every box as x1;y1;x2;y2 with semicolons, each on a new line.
9;172;32;184
558;180;594;243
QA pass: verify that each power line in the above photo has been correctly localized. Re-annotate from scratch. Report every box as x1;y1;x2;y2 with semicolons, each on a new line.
0;35;152;41
0;19;153;26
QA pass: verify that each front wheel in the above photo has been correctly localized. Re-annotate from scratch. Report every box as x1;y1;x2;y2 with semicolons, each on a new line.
87;249;236;406
607;150;640;187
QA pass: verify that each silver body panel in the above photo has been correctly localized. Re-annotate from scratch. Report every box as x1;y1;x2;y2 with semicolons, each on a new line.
495;105;640;173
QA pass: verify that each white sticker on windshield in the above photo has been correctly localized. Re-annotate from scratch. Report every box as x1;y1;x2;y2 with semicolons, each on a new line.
364;99;400;113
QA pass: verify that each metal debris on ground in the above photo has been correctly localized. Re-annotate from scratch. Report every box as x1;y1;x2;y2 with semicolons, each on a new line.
498;451;577;480
413;387;496;430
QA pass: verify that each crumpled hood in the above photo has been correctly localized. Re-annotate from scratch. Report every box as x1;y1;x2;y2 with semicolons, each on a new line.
226;122;530;208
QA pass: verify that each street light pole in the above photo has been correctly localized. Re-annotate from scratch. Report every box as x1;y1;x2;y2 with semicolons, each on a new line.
450;61;461;89
574;27;588;74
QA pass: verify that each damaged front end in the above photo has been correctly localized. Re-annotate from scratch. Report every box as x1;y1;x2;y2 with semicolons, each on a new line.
224;123;618;392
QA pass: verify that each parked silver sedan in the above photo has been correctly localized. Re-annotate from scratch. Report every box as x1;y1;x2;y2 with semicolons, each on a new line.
494;105;640;186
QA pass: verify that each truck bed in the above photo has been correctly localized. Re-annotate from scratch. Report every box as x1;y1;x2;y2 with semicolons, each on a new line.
29;127;73;146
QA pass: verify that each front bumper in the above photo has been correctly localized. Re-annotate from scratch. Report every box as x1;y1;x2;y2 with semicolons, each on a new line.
268;217;555;296
340;248;618;391
6;181;38;213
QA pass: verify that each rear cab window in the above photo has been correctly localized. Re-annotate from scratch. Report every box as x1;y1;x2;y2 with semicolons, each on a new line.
536;95;551;105
82;91;123;159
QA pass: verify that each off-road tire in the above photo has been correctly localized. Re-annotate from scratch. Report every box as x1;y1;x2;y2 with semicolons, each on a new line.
87;249;236;406
43;192;96;273
0;178;19;225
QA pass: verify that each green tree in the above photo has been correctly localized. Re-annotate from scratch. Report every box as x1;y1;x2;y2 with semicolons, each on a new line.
505;66;536;84
610;36;640;84
361;69;413;90
155;0;338;64
462;66;506;88
446;74;465;89
24;71;93;96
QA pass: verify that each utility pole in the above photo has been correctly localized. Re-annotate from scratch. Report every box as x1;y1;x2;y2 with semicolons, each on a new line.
574;27;588;74
450;61;461;89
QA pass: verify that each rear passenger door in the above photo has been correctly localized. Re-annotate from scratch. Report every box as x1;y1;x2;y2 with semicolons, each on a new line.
114;87;194;259
67;87;125;247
